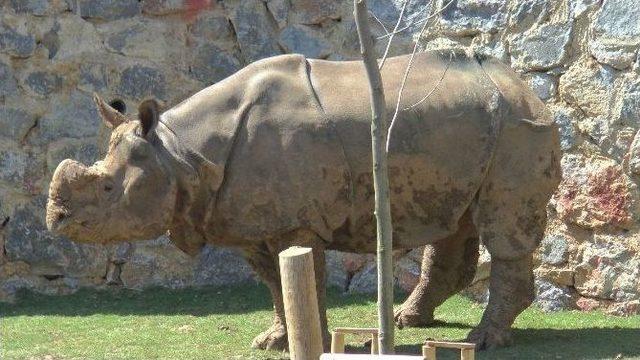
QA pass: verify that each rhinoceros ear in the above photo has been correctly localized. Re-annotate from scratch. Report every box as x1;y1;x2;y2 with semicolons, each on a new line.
138;99;160;137
94;94;128;129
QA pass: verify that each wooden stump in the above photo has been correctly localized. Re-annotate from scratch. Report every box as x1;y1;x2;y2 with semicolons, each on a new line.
279;246;323;360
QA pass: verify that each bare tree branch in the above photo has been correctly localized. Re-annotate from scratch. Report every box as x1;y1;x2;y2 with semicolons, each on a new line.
368;9;391;36
376;0;456;40
403;53;452;111
379;0;410;71
354;0;395;354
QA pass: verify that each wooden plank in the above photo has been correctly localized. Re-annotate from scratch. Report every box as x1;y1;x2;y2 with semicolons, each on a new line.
424;341;476;350
334;328;379;334
279;247;323;360
320;354;425;360
331;332;346;354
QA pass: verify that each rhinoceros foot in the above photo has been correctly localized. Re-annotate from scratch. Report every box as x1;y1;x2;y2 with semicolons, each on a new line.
251;323;288;351
393;305;435;329
466;324;513;350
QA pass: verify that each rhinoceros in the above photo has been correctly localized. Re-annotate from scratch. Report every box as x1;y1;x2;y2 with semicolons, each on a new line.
46;50;561;350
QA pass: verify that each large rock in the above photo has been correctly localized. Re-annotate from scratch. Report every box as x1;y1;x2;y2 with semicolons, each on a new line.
510;22;572;71
525;72;557;101
7;0;53;16
439;0;508;36
37;91;102;144
547;104;578;151
589;0;640;70
69;0;141;20
554;154;636;229
231;1;282;63
289;0;340;25
574;237;640;302
348;263;378;294
24;70;63;96
193;245;255;286
0;59;17;97
325;250;349;291
0;17;36;58
46;138;100;173
278;25;333;59
117;65;167;100
0;148;44;194
102;18;186;64
4;197;109;277
534;279;575;311
190;44;241;84
559;58;618;118
0;107;36;143
507;0;551;32
189;13;233;41
538;234;570;266
52;15;104;60
77;62;108;92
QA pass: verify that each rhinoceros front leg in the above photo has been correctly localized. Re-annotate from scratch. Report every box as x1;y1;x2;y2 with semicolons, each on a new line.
243;234;329;351
395;210;479;328
243;243;288;350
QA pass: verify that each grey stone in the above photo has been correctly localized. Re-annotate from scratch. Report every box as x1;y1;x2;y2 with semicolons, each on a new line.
46;139;100;173
0;148;34;186
266;0;290;28
508;0;551;32
526;72;557;101
325;250;349;291
38;92;102;144
559;59;617;118
193;245;254;286
119;236;195;289
539;234;569;266
232;1;282;63
8;0;50;16
0;60;17;97
278;25;332;59
289;0;340;25
190;44;241;84
549;105;577;151
510;22;572;71
571;0;599;19
439;0;508;36
0;22;36;58
348;263;377;294
368;0;431;41
614;80;640;128
190;14;232;41
5;197;108;277
0;107;36;143
534;280;575;312
69;0;141;20
52;16;103;60
78;63;108;92
141;0;185;15
103;19;185;62
118;65;166;100
25;71;63;96
589;0;640;70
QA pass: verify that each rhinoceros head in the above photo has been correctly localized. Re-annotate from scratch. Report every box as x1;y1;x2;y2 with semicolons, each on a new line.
46;95;177;244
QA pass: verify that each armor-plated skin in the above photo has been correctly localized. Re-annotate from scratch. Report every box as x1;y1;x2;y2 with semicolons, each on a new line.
47;51;561;351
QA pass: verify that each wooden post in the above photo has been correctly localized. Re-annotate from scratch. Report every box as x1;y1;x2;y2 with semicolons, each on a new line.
331;331;346;353
279;247;323;360
353;0;395;354
422;345;436;360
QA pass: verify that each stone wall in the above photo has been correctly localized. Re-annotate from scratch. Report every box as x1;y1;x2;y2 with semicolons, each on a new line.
0;0;638;315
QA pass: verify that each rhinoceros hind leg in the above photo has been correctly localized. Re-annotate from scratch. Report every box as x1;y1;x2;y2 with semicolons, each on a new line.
395;210;479;328
466;255;534;349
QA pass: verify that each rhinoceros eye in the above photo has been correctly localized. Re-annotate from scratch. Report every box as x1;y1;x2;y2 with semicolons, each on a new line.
104;184;113;192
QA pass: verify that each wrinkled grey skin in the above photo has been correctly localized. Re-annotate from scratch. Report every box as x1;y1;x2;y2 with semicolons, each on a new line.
47;51;562;351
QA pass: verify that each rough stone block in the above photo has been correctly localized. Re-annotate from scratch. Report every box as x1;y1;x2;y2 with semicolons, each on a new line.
190;44;241;84
24;71;63;96
193;245;255;286
0;107;36;143
0;20;36;58
38;91;102;144
589;0;640;70
231;1;282;63
510;22;572;71
439;0;508;36
68;0;141;20
118;65;166;100
278;25;332;59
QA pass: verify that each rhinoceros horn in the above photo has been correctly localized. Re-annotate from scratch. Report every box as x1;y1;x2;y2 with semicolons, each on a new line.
94;93;128;129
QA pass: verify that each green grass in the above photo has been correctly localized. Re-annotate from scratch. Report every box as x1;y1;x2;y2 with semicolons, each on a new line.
1;284;639;359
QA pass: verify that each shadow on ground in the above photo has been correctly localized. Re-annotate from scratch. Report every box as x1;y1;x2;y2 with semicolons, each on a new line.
3;285;639;360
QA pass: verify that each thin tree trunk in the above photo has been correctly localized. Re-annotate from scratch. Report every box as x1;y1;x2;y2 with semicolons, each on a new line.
353;0;394;354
